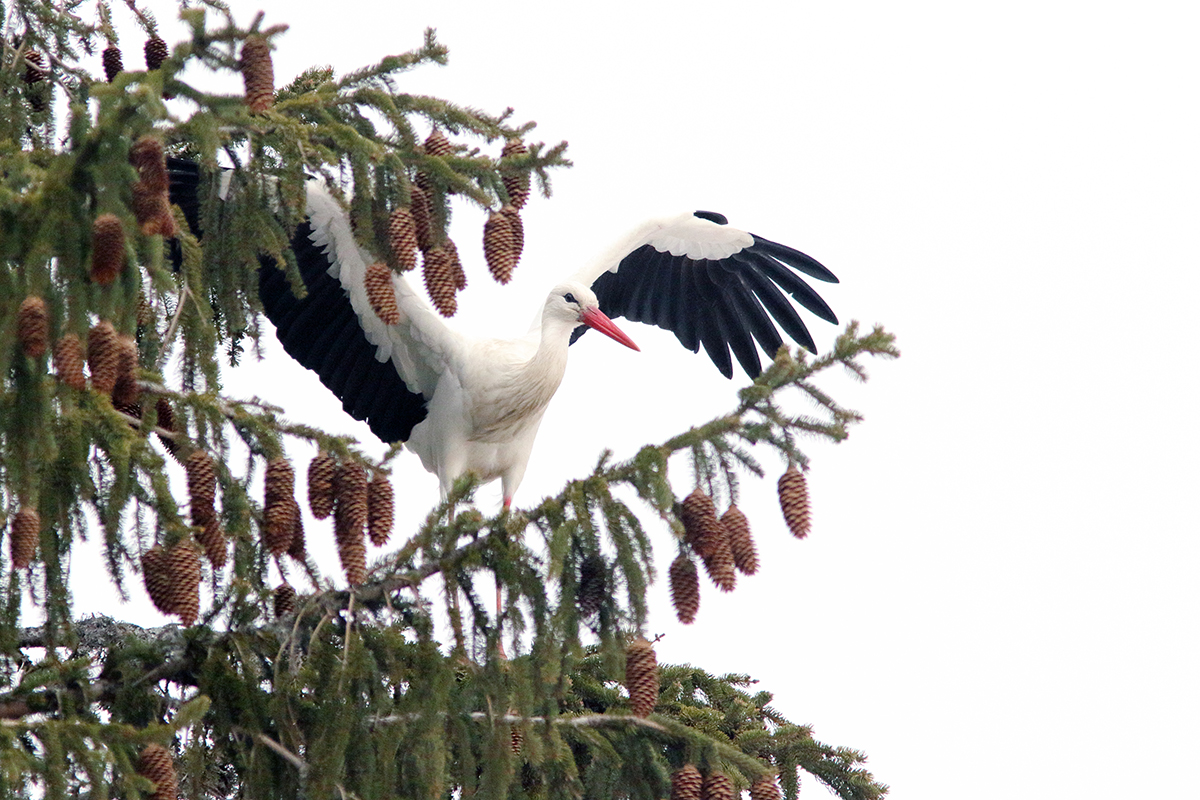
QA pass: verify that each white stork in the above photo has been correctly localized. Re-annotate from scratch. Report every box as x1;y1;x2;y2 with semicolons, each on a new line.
168;161;838;507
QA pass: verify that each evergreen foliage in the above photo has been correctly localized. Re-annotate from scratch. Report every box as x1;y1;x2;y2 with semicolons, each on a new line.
0;1;897;796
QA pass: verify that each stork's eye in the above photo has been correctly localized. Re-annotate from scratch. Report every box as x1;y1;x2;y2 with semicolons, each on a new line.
564;293;577;304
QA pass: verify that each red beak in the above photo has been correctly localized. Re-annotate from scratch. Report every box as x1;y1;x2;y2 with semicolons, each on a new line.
581;308;640;351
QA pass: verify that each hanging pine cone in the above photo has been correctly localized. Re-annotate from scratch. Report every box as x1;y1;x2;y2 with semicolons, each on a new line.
23;51;45;85
102;45;123;82
136;743;178;800
307;453;336;519
129;136;168;192
144;36;168;71
17;296;48;358
154;397;181;461
500;205;524;256
410;185;434;251
130;182;176;237
264;457;295;501
287;513;307;563
141;546;172;615
510;713;524;755
274;583;296;617
111;335;140;409
722;504;759;575
367;472;394;547
701;771;735;800
364;263;401;325
668;554;700;625
90;213;126;285
778;465;811;538
9;507;39;570
195;516;227;568
424;129;453;157
679;488;723;559
185;450;217;526
749;776;782;800
263;496;298;556
701;535;737;593
87;320;119;395
423;245;458;317
334;462;369;543
387;206;418;271
338;536;366;586
671;765;703;800
483;210;518;284
164;541;201;626
443;238;466;291
501;139;530;209
53;334;87;390
624;637;659;718
240;35;274;113
577;554;606;617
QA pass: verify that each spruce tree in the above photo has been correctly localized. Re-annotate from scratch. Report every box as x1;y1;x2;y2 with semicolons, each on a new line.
0;2;898;797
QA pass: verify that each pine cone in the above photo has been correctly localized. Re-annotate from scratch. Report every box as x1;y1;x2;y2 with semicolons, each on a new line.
90;214;126;285
195;516;227;568
185;450;217;526
141;546;172;614
668;554;700;625
87;320;119;394
338;535;366;586
130;182;176;237
264;457;295;501
164;541;202;625
364;263;401;325
510;714;524;755
287;512;307;563
111;335;140;409
136;743;178;800
53;334;87;390
679;488;723;559
263;496;298;556
10;507;39;570
749;776;782;800
23;51;45;85
240;35;274;113
154;397;181;461
701;536;737;593
778;465;811;538
671;765;703;800
577;554;605;617
409;185;434;251
443;238;466;291
723;504;759;575
387;207;418;271
334;462;369;544
307;453;336;519
424;129;452;157
17;296;48;358
483;210;518;284
129;136;168;192
701;771;735;800
102;45;123;82
274;583;296;617
501;139;530;209
500;205;524;256
423;245;458;317
367;472;394;547
144;36;168;71
624;637;658;718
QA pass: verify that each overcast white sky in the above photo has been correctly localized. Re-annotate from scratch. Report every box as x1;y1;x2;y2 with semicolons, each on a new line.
78;2;1199;798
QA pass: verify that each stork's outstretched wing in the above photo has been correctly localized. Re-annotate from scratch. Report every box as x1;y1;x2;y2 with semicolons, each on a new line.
569;211;838;378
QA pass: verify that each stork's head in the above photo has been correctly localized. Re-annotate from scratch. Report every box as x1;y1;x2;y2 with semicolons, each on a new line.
546;281;639;351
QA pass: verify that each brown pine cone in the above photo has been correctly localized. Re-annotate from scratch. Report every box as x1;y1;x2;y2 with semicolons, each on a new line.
483;210;518;284
409;185;434;251
240;35;274;113
53;334;87;390
364;263;401;325
668;554;700;625
130;183;176;237
274;583;296;617
141;546;172;614
10;507;39;570
287;512;307;563
334;462;369;543
144;36;168;71
154;398;181;461
701;535;737;593
111;335;140;409
102;45;123;82
195;516;227;568
510;714;524;755
185;450;217;526
423;245;458;317
387;207;418;271
17;296;48;358
424;129;452;157
501;139;530;209
136;743;178;800
701;771;735;800
500;205;524;256
129;136;168;193
164;541;202;626
90;214;126;285
679;488;723;559
722;504;759;575
624;637;658;718
263;496;298;556
778;465;811;538
671;765;703;800
338;535;366;586
443;238;466;291
749;776;782;800
264;457;295;501
307;453;336;520
367;472;394;547
23;51;45;85
577;554;606;617
87;320;119;394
